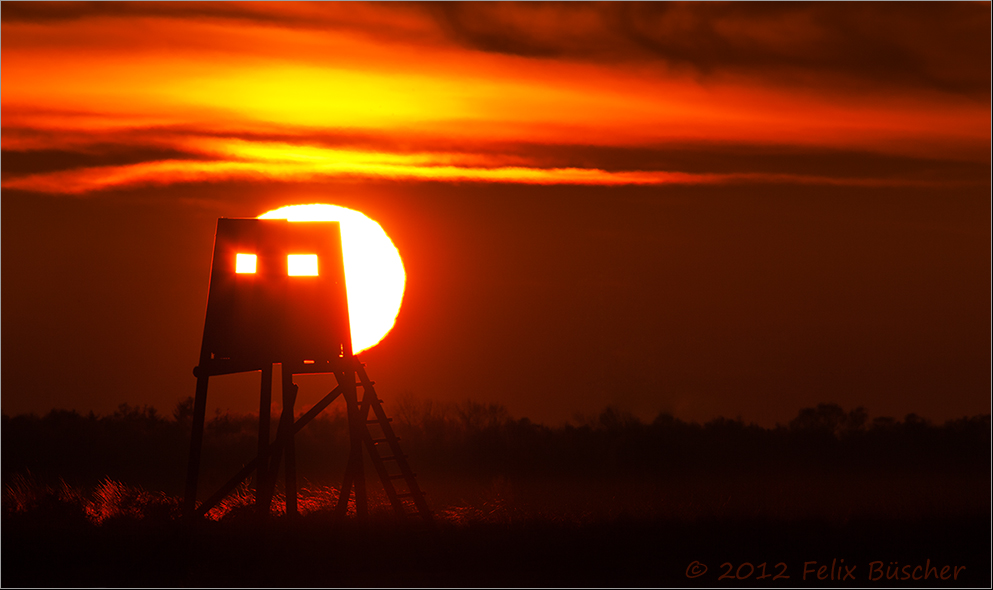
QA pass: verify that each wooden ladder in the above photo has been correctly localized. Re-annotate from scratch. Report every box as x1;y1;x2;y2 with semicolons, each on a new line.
345;361;433;524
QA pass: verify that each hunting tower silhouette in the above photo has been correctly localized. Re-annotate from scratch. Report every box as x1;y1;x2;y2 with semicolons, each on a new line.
184;217;430;523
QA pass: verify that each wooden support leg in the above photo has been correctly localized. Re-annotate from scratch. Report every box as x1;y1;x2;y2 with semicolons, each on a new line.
194;385;342;518
259;364;298;517
333;458;356;522
347;372;368;521
333;367;366;522
255;364;273;515
183;372;210;518
282;368;298;517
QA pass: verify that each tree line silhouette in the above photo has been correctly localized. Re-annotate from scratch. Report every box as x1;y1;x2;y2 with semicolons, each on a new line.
3;398;989;588
3;399;988;495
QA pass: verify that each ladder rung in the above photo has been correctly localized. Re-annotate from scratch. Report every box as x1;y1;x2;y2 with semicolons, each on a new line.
379;455;407;462
355;381;376;386
366;418;392;424
371;437;398;444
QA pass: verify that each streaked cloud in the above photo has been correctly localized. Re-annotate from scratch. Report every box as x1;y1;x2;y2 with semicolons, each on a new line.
3;137;975;195
2;2;988;195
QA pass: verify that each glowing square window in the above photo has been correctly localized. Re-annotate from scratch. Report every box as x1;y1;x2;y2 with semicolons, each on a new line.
235;253;257;274
287;254;318;276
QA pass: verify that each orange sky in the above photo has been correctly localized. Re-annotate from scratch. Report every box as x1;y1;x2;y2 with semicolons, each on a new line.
3;2;989;194
2;3;989;426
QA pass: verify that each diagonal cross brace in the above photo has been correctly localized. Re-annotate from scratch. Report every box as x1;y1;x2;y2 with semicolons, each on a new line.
194;384;343;517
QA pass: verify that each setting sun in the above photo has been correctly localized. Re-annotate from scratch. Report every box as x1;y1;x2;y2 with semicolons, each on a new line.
259;204;405;354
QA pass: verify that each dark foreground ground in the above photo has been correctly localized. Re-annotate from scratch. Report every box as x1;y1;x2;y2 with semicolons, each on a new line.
4;405;989;586
4;511;989;587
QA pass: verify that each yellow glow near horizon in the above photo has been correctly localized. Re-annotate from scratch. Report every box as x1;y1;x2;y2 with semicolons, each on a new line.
259;204;405;354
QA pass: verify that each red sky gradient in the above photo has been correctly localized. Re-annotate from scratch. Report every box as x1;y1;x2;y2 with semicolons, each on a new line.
2;2;989;426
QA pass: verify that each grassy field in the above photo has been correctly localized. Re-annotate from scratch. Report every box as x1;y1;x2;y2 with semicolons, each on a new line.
3;469;989;587
3;403;989;586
